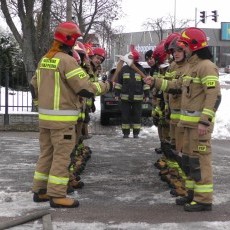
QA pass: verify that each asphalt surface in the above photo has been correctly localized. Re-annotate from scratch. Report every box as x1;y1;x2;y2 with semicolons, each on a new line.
0;121;230;228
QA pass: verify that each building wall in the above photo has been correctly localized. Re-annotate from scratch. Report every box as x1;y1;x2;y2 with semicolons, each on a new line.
109;28;230;68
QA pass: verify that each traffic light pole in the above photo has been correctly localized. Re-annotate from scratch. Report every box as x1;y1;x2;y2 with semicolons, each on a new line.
195;9;218;27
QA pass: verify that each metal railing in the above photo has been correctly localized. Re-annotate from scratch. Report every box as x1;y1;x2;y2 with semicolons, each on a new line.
0;71;34;125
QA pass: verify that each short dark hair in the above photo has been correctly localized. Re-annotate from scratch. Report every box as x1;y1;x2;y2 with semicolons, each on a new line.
145;50;153;61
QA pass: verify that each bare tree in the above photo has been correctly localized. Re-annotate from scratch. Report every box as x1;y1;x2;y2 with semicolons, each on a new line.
0;0;122;78
0;0;51;80
66;0;72;21
143;15;192;42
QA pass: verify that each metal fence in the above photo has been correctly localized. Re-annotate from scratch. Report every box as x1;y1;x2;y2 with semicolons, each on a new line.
0;71;37;126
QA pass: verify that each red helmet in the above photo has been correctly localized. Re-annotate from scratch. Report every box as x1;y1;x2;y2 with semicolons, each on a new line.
54;21;82;47
93;47;106;57
131;49;140;62
84;43;94;56
168;37;183;52
74;41;86;54
178;27;208;51
164;32;181;54
153;40;168;65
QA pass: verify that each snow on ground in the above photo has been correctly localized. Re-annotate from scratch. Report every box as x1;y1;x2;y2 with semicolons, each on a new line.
0;74;229;229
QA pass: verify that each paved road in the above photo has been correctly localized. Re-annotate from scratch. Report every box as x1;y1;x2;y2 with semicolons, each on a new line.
0;122;230;229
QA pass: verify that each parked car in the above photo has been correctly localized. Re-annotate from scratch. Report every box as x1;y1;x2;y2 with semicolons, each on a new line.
224;65;230;73
100;62;152;125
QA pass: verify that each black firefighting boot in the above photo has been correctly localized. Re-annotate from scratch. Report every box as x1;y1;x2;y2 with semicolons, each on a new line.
184;201;212;212
69;178;84;189
66;185;75;195
155;147;162;154
33;189;49;202
176;190;194;205
50;197;79;208
154;158;167;170
170;187;188;197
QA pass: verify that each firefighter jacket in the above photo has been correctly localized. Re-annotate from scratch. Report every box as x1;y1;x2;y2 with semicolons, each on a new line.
114;63;150;101
153;54;221;130
30;52;111;129
164;60;189;125
151;71;166;121
85;61;99;108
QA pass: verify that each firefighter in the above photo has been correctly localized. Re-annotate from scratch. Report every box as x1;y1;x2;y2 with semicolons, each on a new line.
30;21;112;208
144;27;221;212
145;41;170;154
83;46;106;139
114;48;150;138
161;33;189;197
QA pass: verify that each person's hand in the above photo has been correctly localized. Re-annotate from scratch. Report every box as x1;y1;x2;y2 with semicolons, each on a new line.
198;123;208;136
114;96;119;101
144;76;154;86
143;97;149;102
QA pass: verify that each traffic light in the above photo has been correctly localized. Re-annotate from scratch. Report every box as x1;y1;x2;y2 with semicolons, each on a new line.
211;10;218;22
200;11;206;23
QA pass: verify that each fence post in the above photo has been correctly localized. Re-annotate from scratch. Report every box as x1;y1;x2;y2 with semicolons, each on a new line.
4;71;9;125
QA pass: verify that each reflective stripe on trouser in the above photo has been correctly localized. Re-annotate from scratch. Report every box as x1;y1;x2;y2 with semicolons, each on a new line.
182;127;213;204
32;126;76;197
121;101;142;135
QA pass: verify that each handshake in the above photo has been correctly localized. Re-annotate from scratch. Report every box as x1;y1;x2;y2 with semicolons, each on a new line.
115;52;134;66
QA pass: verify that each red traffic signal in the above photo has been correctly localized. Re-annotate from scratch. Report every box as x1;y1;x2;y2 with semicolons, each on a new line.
200;11;206;23
211;10;218;22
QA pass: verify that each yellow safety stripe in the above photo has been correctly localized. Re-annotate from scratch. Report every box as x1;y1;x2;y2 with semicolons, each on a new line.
120;94;129;100
164;71;172;79
115;83;122;90
93;82;102;95
180;114;200;123
201;75;218;87
39;114;78;122
185;179;195;189
66;68;87;79
155;106;163;116
37;70;41;91
122;124;130;129
143;84;150;90
48;175;69;186
183;76;201;84
40;58;60;69
160;79;168;91
123;74;130;79
135;75;141;81
34;171;48;182
202;108;215;118
133;95;144;100
133;124;141;129
170;113;181;120
86;98;93;106
54;72;60;110
194;183;213;193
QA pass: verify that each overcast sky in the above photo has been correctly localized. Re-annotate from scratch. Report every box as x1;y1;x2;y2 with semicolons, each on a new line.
113;0;229;32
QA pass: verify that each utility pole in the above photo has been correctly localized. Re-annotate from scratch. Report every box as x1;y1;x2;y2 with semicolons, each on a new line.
66;0;73;21
174;0;177;30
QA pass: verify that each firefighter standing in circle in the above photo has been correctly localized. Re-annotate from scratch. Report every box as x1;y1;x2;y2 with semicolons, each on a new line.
144;27;221;212
114;48;150;138
30;21;112;208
